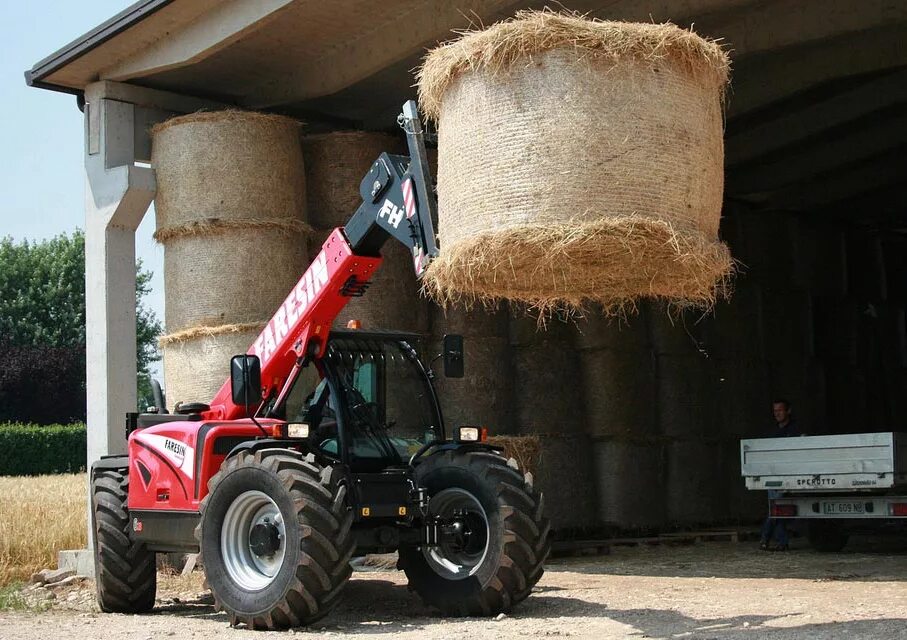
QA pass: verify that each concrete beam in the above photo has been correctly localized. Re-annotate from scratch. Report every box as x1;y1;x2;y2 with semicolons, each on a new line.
727;25;907;118
100;0;294;82
727;111;907;195
246;0;522;107
726;69;907;165
766;148;906;211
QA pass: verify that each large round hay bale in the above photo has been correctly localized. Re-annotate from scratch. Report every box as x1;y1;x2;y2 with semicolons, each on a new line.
574;304;649;352
302;131;405;229
593;439;665;530
656;354;718;439
510;318;584;433
152;110;306;230
161;324;262;407
419;11;732;311
163;227;308;331
665;440;720;525
580;348;657;438
517;433;596;532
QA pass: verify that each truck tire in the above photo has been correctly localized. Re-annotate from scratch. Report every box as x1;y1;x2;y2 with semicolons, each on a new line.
91;467;157;613
399;450;550;616
807;520;849;552
197;449;354;630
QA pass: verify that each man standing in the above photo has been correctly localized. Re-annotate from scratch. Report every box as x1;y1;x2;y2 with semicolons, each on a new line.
760;399;800;551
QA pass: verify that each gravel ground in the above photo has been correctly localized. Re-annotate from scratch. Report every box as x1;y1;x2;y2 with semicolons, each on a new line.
2;536;906;639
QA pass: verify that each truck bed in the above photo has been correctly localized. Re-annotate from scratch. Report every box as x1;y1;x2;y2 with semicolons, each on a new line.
740;432;907;491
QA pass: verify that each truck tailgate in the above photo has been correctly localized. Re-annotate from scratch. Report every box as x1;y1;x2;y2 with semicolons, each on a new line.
740;432;907;491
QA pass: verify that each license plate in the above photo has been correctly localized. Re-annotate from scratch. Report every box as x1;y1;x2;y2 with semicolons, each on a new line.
823;501;865;515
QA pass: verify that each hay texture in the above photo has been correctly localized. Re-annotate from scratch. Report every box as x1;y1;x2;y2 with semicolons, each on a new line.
302;131;405;229
161;323;263;407
418;11;732;313
152;110;306;229
593;439;666;530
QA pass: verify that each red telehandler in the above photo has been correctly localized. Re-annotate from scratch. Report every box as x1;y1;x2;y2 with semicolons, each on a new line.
91;101;550;629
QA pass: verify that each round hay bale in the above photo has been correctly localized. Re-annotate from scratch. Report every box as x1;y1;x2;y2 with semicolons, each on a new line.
302;131;405;229
152;110;306;234
524;434;596;532
430;302;508;338
431;336;512;435
665;440;720;525
593;439;665;530
164;227;308;331
487;435;541;476
419;11;732;312
160;323;263;407
656;354;718;439
581;348;657;438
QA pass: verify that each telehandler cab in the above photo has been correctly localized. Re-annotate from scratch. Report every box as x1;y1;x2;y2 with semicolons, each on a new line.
91;101;550;629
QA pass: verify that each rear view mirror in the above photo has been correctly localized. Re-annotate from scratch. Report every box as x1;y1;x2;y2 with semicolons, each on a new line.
442;334;464;378
231;355;262;407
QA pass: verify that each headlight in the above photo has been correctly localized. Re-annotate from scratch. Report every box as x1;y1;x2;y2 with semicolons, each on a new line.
287;423;310;438
454;426;487;443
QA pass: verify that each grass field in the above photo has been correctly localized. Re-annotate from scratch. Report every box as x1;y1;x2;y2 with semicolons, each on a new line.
0;473;87;585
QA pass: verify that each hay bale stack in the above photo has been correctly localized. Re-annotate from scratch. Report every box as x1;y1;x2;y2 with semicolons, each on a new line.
580;347;657;439
431;304;512;434
509;314;584;433
656;354;717;439
593;439;665;530
488;435;541;476
152;110;308;406
302;132;427;332
514;433;596;532
665;441;720;525
418;11;732;312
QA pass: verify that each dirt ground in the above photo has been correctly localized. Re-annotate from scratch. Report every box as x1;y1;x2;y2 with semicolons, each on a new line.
1;536;906;639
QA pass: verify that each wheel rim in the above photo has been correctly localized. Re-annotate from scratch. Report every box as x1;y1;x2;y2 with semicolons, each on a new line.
221;490;286;590
423;488;490;580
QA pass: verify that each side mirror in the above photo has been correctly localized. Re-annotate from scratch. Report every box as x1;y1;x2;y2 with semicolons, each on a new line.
442;334;464;378
231;354;262;407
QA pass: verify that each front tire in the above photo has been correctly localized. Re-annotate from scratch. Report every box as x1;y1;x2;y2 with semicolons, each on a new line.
91;467;157;613
197;449;354;630
399;450;550;616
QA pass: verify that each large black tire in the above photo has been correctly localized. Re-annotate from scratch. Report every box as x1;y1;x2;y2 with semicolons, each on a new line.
399;450;550;616
808;520;849;552
197;449;354;630
91;467;157;613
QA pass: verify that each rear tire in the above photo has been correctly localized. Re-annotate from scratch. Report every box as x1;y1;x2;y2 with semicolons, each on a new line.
197;449;354;630
808;520;849;552
91;467;157;613
399;450;550;616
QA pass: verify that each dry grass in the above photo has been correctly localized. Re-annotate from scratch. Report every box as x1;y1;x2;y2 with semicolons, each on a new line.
158;320;266;347
488;435;542;476
418;9;729;120
153;217;311;244
423;218;734;317
0;473;87;585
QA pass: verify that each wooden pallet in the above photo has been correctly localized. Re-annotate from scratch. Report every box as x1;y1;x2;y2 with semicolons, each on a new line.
551;528;757;558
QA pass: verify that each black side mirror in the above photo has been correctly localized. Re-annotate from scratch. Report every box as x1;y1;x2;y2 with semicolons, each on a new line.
231;354;262;407
442;334;464;378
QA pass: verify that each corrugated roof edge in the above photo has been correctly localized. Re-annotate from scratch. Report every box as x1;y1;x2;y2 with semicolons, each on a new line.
24;0;174;94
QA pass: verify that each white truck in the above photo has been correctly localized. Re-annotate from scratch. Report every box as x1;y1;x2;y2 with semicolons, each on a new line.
740;432;907;551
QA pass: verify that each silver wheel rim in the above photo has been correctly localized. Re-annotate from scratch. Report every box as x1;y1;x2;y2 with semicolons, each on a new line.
423;488;490;580
221;490;286;590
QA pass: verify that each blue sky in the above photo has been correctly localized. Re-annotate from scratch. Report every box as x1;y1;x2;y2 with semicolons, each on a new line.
0;1;164;374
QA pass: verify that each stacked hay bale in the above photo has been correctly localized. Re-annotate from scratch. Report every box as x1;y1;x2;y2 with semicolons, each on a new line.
574;306;665;529
418;11;732;533
302;132;428;333
152;111;308;406
418;10;732;315
509;313;596;532
429;303;512;434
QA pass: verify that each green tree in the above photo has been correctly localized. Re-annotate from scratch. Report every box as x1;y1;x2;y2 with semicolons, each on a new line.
0;231;161;422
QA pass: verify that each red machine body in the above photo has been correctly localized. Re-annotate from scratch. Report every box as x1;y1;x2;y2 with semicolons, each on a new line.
127;230;382;512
